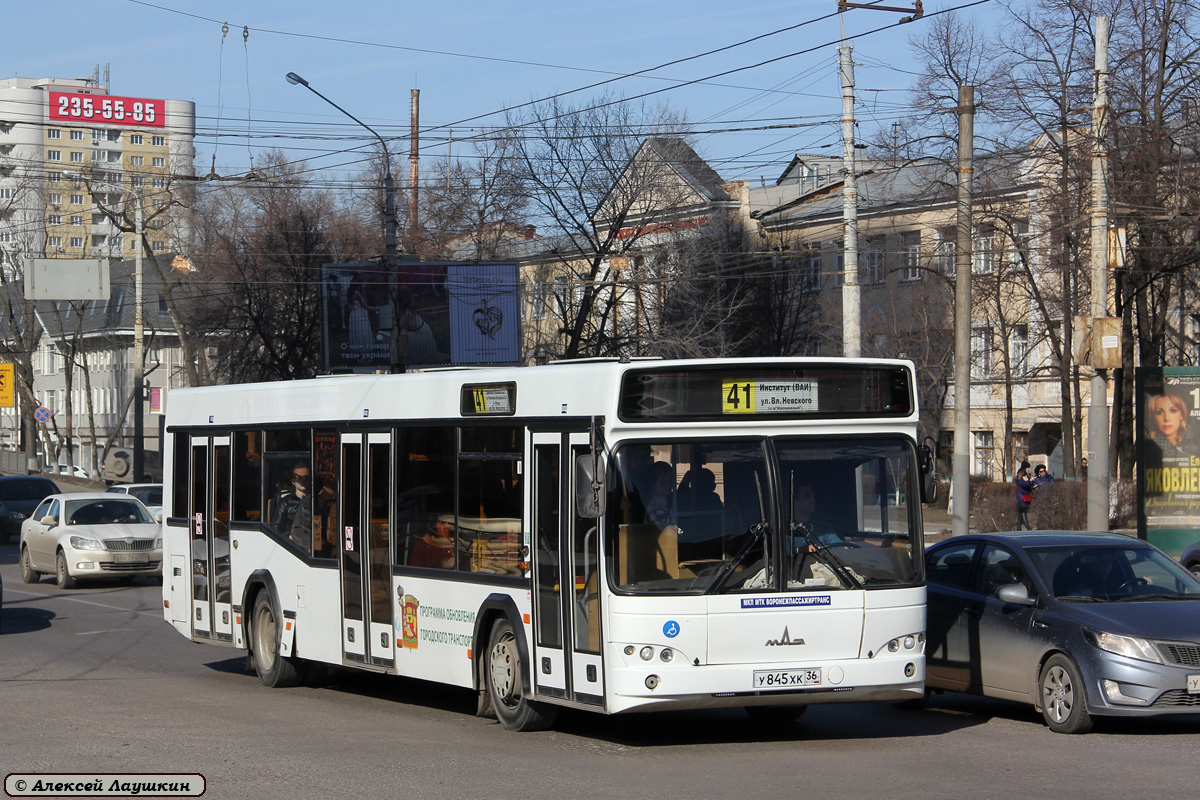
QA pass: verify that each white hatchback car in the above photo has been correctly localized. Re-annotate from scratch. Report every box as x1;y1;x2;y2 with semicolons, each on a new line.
19;493;162;589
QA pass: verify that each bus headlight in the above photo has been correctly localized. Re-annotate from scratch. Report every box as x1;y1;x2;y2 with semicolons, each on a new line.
639;646;654;661
659;648;674;663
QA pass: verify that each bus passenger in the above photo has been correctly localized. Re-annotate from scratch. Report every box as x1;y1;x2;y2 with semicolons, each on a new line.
272;461;313;552
644;461;677;530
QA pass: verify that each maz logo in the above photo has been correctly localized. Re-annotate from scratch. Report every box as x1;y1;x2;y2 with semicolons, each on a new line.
765;626;806;646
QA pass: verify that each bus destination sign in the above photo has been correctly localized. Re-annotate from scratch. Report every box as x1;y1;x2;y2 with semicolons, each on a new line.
462;383;516;416
722;379;818;414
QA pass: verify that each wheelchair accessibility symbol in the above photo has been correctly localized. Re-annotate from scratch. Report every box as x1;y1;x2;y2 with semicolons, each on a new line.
663;620;680;638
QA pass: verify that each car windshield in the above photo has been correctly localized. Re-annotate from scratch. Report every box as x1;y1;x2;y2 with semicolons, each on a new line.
1026;543;1200;602
129;486;162;506
64;499;153;526
606;436;922;595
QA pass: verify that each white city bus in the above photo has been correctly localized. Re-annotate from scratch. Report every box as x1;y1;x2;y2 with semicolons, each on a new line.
162;358;936;730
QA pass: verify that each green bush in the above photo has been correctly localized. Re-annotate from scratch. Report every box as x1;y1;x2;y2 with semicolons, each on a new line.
971;481;1018;532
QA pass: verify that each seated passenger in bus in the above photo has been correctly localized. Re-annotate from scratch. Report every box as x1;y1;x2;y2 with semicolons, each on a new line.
272;461;314;553
789;483;843;553
676;467;723;562
644;461;677;530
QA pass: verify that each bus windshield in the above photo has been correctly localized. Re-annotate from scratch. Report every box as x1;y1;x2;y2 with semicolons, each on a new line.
607;437;922;595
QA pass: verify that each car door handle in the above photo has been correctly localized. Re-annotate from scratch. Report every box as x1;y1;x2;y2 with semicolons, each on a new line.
1032;620;1050;629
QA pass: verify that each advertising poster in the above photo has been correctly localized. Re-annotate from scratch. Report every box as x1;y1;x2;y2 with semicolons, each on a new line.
1136;367;1200;556
321;261;518;372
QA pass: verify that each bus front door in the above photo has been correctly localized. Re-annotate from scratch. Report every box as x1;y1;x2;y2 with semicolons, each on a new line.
339;432;395;669
188;436;233;643
531;431;604;707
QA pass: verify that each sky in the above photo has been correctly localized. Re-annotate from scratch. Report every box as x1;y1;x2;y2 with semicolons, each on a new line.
4;0;1003;188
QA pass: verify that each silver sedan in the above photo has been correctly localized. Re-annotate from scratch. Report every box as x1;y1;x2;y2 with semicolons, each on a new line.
19;493;162;589
924;531;1200;734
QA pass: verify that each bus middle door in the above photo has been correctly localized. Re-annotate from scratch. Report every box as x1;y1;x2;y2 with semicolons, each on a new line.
339;432;395;669
188;435;233;643
531;431;604;707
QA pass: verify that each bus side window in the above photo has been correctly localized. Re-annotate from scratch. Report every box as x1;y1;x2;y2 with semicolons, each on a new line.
397;425;456;569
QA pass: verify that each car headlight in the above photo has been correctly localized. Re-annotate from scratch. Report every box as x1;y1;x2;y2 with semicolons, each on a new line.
1085;629;1163;664
69;535;104;551
154;536;162;550
7;511;26;520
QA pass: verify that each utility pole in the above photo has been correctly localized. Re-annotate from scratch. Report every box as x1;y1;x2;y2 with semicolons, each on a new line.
410;89;420;247
952;86;975;538
839;42;861;358
1088;17;1111;531
835;1;923;357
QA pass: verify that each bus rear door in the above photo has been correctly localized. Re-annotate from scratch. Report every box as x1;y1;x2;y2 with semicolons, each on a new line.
530;431;604;707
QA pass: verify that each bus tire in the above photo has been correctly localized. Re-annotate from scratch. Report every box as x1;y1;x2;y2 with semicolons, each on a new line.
250;592;304;688
486;618;558;731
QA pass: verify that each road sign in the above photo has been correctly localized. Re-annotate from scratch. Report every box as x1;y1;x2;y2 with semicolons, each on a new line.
34;406;52;424
0;363;13;408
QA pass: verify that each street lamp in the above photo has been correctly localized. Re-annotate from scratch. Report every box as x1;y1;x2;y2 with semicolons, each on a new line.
66;170;146;480
286;72;401;372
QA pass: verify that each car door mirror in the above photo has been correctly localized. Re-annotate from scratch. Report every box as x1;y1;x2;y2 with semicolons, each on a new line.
40;514;57;527
996;583;1036;606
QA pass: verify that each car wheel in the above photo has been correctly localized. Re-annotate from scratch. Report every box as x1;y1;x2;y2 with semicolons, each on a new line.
1186;561;1200;580
20;546;42;584
250;592;304;688
486;618;558;731
56;550;78;590
743;704;808;723
1039;654;1094;734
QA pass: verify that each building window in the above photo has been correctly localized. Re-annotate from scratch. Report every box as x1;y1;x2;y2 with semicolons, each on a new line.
71;194;83;205
863;236;885;284
70;130;84;141
47;150;61;161
48;236;62;247
129;134;143;145
1010;324;1029;378
70;215;82;225
152;157;165;167
0;188;11;199
973;431;995;479
831;239;845;286
971;325;993;379
973;228;995;274
107;130;120;142
1005;219;1031;270
131;176;144;188
48;192;62;205
899;231;922;281
152;136;165;147
154;199;167;210
130;156;144;166
936;227;956;276
47;129;61;139
152;177;165;188
152;240;165;252
47;171;61;182
799;245;822;293
48;215;62;225
70;237;83;248
69;151;83;162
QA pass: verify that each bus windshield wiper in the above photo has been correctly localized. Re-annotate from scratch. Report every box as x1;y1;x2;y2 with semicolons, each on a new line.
794;522;862;590
706;521;768;595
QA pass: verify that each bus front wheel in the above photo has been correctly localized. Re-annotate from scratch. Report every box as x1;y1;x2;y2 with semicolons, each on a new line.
486;618;558;732
251;592;304;688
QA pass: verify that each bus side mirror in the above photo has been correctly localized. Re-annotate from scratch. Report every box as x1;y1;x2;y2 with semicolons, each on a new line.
575;453;605;518
918;438;938;505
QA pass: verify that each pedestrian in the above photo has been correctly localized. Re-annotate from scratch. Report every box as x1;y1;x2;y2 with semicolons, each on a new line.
1081;457;1088;478
1015;461;1035;530
1033;464;1056;489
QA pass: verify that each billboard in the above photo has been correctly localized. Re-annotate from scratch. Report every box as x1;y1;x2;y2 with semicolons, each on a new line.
1136;367;1200;557
48;91;166;128
320;261;520;373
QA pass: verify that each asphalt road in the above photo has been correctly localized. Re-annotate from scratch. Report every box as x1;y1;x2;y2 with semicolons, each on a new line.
2;544;1198;800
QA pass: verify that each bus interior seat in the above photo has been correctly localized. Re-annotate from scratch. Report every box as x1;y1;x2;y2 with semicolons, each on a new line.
618;523;680;585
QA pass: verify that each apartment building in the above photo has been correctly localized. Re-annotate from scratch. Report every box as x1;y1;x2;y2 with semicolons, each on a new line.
0;76;195;275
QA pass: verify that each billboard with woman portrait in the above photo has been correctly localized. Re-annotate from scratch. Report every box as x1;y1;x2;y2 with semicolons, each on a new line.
1137;367;1200;556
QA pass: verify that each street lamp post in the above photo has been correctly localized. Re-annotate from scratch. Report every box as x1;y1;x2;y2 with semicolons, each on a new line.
286;72;401;372
67;171;145;480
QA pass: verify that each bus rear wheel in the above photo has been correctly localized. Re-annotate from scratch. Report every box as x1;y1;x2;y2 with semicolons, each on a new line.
486;619;558;732
251;592;304;688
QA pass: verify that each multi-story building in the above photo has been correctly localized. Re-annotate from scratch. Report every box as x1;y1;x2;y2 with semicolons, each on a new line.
0;75;195;274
